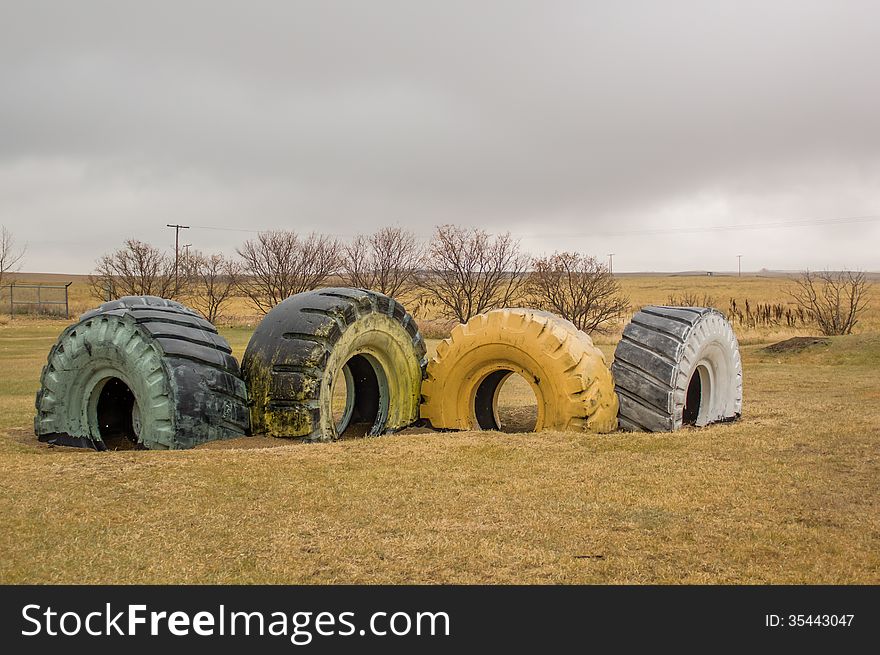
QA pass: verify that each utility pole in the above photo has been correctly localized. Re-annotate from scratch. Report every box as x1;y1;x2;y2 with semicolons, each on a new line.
737;254;742;277
608;253;615;274
166;224;190;292
182;244;192;280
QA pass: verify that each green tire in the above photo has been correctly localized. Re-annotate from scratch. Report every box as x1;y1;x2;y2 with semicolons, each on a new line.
34;296;250;450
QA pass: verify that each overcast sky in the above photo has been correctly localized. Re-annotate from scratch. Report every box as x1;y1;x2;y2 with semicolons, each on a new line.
1;0;879;274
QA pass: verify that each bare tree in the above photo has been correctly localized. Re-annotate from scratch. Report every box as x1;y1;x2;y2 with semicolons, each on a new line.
528;252;629;334
89;239;177;301
417;224;530;323
185;251;241;323
789;269;871;336
340;226;423;297
0;225;25;287
237;230;339;313
667;291;716;308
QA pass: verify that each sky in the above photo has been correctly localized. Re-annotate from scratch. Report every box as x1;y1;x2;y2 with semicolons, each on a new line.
1;0;879;274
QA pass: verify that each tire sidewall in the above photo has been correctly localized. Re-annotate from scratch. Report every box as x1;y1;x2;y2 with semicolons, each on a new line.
423;308;617;432
676;313;742;428
318;312;422;439
45;316;175;448
437;344;554;430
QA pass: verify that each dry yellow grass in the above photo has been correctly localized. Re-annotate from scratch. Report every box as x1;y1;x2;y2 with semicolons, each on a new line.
611;273;880;343
1;302;878;583
6;271;879;339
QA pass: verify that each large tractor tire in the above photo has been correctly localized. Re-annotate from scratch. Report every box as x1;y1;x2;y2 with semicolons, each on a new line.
241;288;426;441
34;296;250;450
612;306;742;432
420;308;618;433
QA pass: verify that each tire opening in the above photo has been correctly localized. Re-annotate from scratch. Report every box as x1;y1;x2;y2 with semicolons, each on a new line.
683;369;702;425
331;354;388;438
475;370;539;432
95;377;141;449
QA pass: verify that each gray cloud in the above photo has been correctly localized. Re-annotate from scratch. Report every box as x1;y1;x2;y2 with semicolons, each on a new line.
1;0;879;273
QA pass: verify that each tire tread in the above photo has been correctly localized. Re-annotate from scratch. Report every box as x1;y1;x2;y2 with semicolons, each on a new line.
242;287;426;439
612;305;740;432
35;296;249;449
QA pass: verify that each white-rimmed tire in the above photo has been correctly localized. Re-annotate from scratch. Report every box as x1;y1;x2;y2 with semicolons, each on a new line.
611;306;742;432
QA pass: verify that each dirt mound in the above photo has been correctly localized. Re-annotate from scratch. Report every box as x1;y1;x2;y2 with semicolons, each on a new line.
763;337;830;354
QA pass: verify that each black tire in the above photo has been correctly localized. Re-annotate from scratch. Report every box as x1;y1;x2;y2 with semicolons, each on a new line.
611;306;742;432
34;296;250;450
242;287;426;441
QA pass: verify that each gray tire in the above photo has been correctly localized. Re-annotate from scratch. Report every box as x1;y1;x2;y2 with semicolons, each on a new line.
241;287;426;441
34;296;250;450
611;306;742;432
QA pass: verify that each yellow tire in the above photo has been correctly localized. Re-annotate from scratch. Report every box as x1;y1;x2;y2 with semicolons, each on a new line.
420;308;618;433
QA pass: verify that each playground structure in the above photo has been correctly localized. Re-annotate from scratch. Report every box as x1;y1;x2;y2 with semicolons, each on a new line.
34;290;742;450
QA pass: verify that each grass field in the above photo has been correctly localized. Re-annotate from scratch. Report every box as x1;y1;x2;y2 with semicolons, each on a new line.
0;275;878;583
6;270;880;337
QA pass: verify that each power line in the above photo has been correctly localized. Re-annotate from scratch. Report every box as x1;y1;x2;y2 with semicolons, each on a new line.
524;213;880;239
189;225;262;233
189;225;379;238
186;213;880;240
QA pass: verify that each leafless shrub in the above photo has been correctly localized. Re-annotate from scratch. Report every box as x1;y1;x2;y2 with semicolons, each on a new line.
340;226;423;297
417;224;530;323
666;291;716;308
89;239;177;301
185;251;241;323
528;252;629;334
237;230;339;313
727;297;806;329
0;225;25;287
789;269;870;336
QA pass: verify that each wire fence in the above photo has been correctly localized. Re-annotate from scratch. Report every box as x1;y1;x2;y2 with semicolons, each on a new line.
1;283;72;318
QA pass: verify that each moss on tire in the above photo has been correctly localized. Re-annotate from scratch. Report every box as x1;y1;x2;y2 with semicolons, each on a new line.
420;308;618;433
241;287;426;441
34;296;250;450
